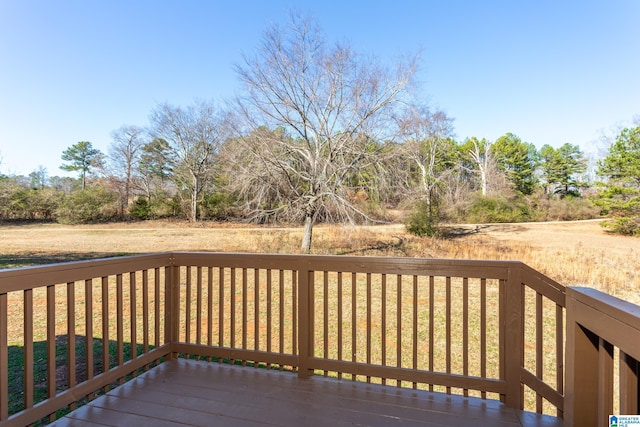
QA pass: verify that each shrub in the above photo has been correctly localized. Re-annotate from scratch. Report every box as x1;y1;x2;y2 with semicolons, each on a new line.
601;215;640;236
201;192;236;220
544;196;600;221
463;194;534;223
56;187;117;224
406;200;442;237
130;197;152;220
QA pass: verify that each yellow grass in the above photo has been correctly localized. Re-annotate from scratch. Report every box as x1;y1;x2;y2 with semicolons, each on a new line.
2;219;639;306
2;219;638;416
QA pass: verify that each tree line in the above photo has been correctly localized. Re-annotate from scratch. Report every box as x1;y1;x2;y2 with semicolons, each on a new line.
1;15;638;249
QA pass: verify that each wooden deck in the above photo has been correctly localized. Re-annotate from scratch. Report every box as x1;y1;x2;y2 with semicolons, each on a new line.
51;359;563;427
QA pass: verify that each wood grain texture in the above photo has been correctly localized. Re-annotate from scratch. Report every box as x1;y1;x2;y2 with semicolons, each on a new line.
52;359;563;427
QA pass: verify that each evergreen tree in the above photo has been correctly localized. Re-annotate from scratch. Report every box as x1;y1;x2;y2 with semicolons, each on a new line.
60;141;104;189
539;143;587;197
492;133;538;195
595;126;640;235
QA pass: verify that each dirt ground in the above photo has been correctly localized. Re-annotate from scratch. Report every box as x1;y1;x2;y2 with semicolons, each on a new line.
456;219;640;257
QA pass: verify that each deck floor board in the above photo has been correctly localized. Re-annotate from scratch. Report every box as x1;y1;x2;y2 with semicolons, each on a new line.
51;359;564;427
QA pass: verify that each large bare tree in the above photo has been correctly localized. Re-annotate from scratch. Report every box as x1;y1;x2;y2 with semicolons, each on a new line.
397;106;455;208
149;100;227;222
231;14;418;252
108;125;146;215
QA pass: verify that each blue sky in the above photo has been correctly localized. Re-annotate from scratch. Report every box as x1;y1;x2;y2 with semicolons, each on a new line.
1;0;639;177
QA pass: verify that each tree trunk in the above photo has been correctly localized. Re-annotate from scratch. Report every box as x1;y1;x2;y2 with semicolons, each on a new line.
301;215;313;254
480;168;487;196
191;174;198;222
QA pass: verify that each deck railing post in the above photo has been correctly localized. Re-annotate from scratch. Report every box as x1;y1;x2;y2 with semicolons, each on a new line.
165;254;180;359
0;292;8;421
565;288;600;427
620;351;640;414
503;262;524;409
297;262;314;379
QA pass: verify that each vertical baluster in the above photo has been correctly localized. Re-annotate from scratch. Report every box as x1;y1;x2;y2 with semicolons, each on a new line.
463;277;468;397
242;268;248;361
255;268;260;355
142;270;149;356
230;267;236;353
619;351;639;415
351;272;357;381
24;289;33;409
292;270;298;362
185;267;192;348
101;276;109;385
116;274;124;380
0;292;8;420
130;272;137;361
556;303;564;418
323;271;329;376
445;276;451;394
429;276;435;392
219;267;225;350
499;278;506;403
397;274;402;388
412;275;418;390
536;292;543;413
207;267;213;354
196;267;203;348
84;279;94;394
381;273;386;385
366;273;372;383
337;272;343;380
480;278;487;399
46;284;56;422
598;338;614;425
67;281;76;407
154;268;160;348
279;269;284;363
266;269;272;366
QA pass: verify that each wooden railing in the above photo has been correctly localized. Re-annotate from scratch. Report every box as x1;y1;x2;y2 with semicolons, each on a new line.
565;287;640;427
0;252;636;426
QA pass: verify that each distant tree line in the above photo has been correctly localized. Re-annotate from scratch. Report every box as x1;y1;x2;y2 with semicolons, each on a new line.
0;14;637;246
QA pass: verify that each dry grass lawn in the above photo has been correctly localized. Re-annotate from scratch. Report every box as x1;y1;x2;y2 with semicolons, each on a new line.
1;218;638;303
1;218;638;417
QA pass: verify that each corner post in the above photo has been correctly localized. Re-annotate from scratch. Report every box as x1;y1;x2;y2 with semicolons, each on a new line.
297;261;314;379
503;262;524;409
164;254;180;359
564;287;599;427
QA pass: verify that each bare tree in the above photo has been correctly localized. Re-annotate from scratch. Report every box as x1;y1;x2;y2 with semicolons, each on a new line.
136;137;175;203
231;14;418;252
108;125;146;216
29;166;48;189
149;100;227;222
397;106;455;207
459;137;512;197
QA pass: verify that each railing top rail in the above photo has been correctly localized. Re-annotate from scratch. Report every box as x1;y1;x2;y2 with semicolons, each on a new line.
171;251;521;278
521;264;566;306
0;253;172;293
0;251;548;292
568;286;640;360
568;286;640;330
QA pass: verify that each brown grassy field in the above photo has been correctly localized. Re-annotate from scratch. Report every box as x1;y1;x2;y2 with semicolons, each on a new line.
2;219;638;417
1;218;639;304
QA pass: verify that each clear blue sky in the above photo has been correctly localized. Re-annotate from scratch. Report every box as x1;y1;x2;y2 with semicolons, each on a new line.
1;0;639;177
